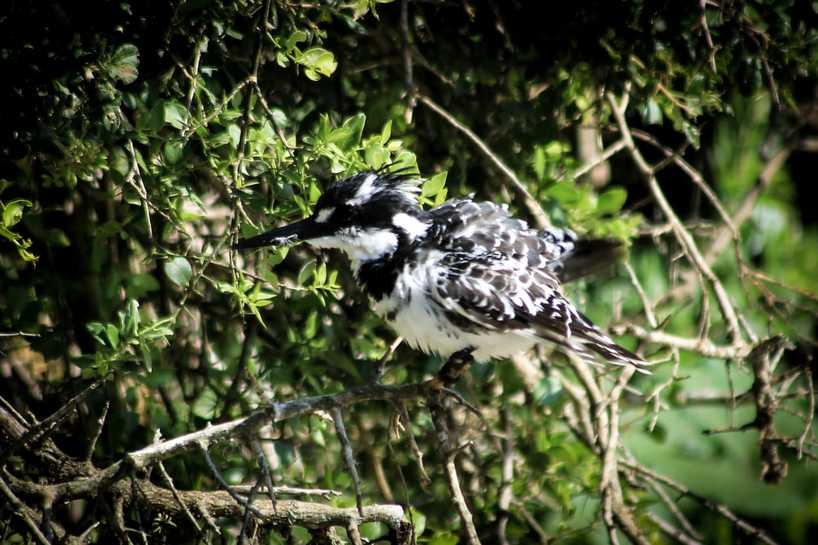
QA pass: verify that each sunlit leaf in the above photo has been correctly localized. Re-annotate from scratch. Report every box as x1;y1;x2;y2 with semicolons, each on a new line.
164;257;193;287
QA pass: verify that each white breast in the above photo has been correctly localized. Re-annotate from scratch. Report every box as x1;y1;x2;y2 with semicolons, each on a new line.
371;255;538;362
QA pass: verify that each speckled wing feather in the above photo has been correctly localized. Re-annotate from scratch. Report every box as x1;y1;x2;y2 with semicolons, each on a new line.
427;200;577;267
426;200;646;369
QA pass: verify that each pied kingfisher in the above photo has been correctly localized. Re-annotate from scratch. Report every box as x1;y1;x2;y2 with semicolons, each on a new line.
235;171;647;372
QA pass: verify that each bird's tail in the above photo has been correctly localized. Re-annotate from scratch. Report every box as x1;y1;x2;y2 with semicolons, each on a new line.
555;238;625;283
579;331;649;372
568;314;650;373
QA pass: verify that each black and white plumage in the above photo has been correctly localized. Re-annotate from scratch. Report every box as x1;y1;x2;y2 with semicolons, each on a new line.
236;171;647;371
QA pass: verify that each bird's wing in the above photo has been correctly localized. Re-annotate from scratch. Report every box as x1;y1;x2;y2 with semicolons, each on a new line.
428;199;625;284
427;200;577;267
428;251;646;369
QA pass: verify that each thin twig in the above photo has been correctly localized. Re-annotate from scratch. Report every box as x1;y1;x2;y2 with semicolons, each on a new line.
611;323;752;359
648;480;703;541
234;0;272;187
186;38;206;110
332;407;363;516
400;0;416;123
698;0;718;71
198;439;264;517
607;91;743;344
568;139;628;181
396;401;430;485
416;93;550;229
705;145;792;265
512;500;550;544
429;393;483;545
798;369;815;459
3;377;108;466
125;139;154;241
157;459;201;532
647;512;704;545
0;474;52;545
496;408;514;545
624;262;658;328
238;473;264;545
623;457;780;545
253;440;278;511
84;400;110;462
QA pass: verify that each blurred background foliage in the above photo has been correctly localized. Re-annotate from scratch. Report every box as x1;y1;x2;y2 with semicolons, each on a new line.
1;0;818;543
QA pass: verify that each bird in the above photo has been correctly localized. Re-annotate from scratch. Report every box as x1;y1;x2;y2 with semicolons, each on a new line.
234;170;647;374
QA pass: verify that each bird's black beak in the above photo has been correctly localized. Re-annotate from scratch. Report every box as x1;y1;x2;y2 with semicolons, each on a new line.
233;217;323;250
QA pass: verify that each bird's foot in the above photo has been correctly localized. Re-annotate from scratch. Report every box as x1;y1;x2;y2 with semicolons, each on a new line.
435;348;475;388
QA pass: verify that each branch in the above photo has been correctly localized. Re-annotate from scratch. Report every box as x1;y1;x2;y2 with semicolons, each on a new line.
332;407;363;516
622;457;780;545
429;394;483;545
0;474;53;545
607;91;743;344
611;323;753;360
120;380;433;474
704;145;792;265
416;93;550;229
2;377;108;467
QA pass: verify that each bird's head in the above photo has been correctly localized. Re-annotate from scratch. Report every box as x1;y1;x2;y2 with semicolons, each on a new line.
234;171;429;263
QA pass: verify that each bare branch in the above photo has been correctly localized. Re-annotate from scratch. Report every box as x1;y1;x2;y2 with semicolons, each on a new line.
611;323;752;360
416;93;550;229
429;394;483;545
0;474;53;545
84;400;110;463
607;91;743;344
332;407;364;516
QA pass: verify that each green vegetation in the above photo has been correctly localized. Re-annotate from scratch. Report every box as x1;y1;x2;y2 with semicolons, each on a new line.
1;1;817;544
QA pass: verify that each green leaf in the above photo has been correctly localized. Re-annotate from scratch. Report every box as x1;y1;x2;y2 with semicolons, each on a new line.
596;187;628;215
105;324;120;349
304;310;318;339
308;181;322;204
228;124;242;148
391;150;418;175
408;507;426;537
122;299;140;337
422;171;447;197
163;100;188;130
298;47;337;78
191;387;218;420
641;97;663;125
380;120;392;144
86;322;106;346
164;256;193;287
532;146;547;181
139;343;153;373
163;140;184;164
329;113;366;151
360;522;386;540
428;531;459;545
297;259;316;286
313;262;327;286
108;43;139;84
364;142;389;170
125;273;159;299
110;147;130;178
268;246;289;267
3;199;31;228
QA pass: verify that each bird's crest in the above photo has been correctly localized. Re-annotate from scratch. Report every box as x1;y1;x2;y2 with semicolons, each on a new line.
335;168;422;208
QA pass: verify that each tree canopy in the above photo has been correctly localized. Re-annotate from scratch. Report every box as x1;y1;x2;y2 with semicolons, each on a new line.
1;1;818;544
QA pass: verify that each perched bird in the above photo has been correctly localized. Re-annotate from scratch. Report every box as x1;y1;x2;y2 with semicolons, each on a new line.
235;171;647;373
